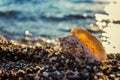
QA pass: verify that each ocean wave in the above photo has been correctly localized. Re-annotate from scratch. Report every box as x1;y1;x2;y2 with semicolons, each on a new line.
0;10;94;22
0;10;38;22
0;10;19;17
69;0;109;4
0;0;109;39
40;14;94;21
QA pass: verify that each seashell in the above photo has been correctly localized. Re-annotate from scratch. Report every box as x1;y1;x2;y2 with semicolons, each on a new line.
59;27;107;62
59;35;98;61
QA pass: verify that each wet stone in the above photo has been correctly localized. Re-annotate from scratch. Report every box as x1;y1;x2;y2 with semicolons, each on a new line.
17;70;25;76
34;75;40;80
42;71;49;77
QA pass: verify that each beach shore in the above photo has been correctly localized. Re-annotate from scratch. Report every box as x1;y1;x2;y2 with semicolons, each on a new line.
0;35;120;80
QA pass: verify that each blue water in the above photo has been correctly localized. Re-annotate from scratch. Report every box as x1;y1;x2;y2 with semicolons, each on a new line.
0;0;109;39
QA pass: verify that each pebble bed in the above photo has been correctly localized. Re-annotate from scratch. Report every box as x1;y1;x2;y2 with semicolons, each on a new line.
0;37;120;80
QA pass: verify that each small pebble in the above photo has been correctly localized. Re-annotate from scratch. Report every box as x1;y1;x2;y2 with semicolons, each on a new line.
54;71;61;75
0;36;120;80
42;71;49;77
34;75;40;80
109;74;115;78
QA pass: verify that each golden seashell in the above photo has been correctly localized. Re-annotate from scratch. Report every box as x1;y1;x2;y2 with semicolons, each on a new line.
69;27;107;61
59;27;107;62
59;35;98;60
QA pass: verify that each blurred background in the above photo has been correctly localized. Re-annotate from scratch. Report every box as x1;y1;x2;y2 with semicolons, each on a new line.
0;0;120;53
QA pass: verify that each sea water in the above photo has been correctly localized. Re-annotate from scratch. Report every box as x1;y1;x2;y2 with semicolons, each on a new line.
0;0;109;39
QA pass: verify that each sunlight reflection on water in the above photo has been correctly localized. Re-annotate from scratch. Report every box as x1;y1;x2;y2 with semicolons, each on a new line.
102;24;120;53
95;1;120;53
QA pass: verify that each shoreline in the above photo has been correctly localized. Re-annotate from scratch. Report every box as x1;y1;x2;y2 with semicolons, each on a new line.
0;35;120;80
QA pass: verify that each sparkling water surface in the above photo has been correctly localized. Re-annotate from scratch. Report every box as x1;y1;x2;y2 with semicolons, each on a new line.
0;0;109;39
